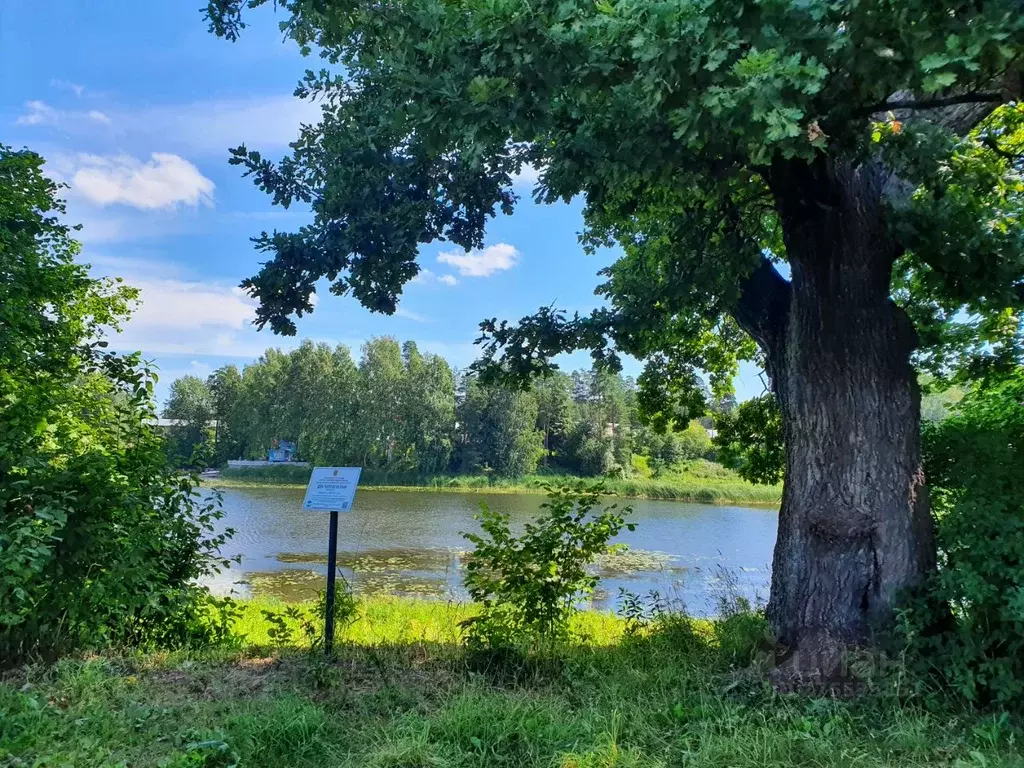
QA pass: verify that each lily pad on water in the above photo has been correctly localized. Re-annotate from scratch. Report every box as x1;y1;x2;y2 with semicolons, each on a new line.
249;546;690;602
590;548;681;577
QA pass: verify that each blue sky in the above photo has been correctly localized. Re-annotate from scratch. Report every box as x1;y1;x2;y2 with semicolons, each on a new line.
1;1;764;406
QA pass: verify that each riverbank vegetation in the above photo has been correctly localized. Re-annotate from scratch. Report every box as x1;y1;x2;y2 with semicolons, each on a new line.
4;596;1023;768
212;458;783;504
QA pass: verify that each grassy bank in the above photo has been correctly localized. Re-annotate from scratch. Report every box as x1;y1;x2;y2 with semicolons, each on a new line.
210;461;782;505
2;597;1020;767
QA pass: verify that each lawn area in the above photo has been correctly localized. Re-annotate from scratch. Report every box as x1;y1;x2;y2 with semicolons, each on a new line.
210;460;783;506
2;597;1020;767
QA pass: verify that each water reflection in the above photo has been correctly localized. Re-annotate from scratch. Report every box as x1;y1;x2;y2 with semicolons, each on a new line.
207;486;778;615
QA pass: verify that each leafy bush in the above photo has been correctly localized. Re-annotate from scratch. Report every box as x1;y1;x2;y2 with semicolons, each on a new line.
617;588;671;636
259;585;359;650
562;422;617;476
899;370;1024;706
0;147;235;662
713;395;785;484
461;483;632;650
676;421;714;461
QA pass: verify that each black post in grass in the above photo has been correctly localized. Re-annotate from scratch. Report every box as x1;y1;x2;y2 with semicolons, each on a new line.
325;509;339;655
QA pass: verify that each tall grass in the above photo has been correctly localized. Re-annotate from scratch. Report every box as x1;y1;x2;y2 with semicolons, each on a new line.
214;460;783;505
2;596;1019;767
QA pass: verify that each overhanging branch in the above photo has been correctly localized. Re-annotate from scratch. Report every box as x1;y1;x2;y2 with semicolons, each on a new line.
731;258;791;356
858;91;1004;119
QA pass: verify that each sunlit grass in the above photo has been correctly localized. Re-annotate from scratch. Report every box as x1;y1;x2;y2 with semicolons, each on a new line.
233;596;626;648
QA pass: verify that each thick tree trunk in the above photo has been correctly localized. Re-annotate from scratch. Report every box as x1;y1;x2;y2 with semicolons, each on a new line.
739;156;937;680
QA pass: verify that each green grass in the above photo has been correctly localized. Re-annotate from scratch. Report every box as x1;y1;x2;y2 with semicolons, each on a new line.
211;460;782;505
2;597;1020;767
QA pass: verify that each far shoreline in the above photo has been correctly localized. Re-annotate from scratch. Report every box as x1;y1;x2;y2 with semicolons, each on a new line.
200;470;782;507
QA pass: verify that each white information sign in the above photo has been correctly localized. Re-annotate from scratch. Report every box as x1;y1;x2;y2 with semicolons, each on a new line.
302;467;362;512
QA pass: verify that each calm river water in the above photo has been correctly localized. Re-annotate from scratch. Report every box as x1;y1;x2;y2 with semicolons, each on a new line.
205;486;778;615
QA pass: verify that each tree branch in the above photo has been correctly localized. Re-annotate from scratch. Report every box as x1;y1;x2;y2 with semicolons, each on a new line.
859;91;1004;119
731;257;791;357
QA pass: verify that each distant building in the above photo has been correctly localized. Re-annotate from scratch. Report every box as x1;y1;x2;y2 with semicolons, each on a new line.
226;438;307;469
148;418;219;428
268;439;297;463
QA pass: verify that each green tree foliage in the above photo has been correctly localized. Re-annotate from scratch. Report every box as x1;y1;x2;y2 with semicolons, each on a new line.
162;375;215;466
533;372;575;466
560;370;635;476
562;421;617;477
207;364;246;462
636;420;713;475
920;375;967;423
202;0;1022;389
675;421;714;462
713;395;786;485
204;338;457;472
462;484;632;649
459;375;545;477
0;147;234;662
902;370;1024;706
402;342;458;473
186;346;702;479
356;337;407;467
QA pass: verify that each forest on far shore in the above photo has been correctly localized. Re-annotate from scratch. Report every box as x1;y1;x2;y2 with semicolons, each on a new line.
162;337;725;478
162;336;963;480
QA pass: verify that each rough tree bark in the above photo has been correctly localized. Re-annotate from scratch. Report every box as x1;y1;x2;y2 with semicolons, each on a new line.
733;155;937;679
727;75;1023;679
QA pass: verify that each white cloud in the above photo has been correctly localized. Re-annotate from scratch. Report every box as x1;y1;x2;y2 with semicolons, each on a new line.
51;79;85;97
15;100;112;127
410;268;435;285
130;281;254;330
104;276;262;356
86;255;320;359
14;93;317;156
114;94;320;156
16;100;57;125
437;243;519;277
67;153;214;210
512;163;542;189
394;307;430;323
411;268;458;287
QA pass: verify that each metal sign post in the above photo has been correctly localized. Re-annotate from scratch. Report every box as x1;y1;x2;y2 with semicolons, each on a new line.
301;467;361;655
324;509;340;653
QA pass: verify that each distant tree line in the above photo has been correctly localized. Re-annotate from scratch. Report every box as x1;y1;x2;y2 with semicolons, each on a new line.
163;337;726;477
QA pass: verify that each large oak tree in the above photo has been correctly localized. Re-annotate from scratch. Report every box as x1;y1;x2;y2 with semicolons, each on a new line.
205;0;1024;675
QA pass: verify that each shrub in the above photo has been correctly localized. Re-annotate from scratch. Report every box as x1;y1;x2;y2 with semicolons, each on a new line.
676;421;714;461
562;422;617;476
260;585;359;650
899;370;1024;706
0;147;235;662
461;483;632;650
713;395;785;484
